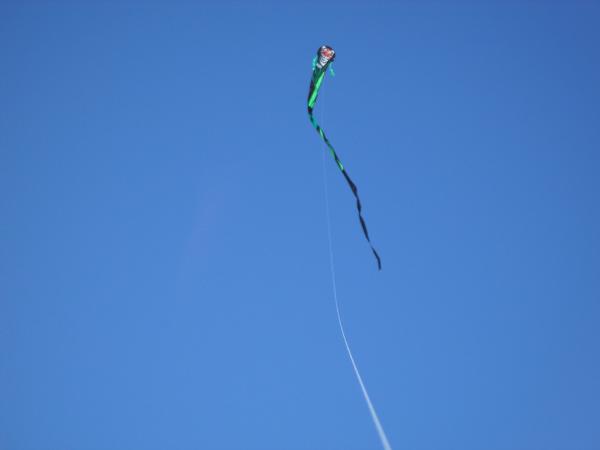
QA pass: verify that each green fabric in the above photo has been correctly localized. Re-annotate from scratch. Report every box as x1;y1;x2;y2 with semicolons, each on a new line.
308;70;325;109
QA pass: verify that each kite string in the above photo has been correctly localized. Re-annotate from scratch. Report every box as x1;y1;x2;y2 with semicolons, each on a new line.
320;108;393;450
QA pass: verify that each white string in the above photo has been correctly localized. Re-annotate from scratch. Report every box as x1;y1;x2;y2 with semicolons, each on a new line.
320;104;392;450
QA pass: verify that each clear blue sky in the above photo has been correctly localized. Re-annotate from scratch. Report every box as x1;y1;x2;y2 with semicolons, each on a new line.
2;2;599;449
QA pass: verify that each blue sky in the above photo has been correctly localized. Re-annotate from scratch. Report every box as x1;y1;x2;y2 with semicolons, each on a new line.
2;2;599;449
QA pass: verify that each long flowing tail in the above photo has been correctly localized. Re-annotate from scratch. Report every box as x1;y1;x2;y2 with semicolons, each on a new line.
322;149;392;450
309;108;382;270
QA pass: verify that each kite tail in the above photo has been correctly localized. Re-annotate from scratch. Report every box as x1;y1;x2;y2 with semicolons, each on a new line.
309;108;382;270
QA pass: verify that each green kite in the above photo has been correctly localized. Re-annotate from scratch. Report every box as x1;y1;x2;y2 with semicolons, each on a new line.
307;45;381;270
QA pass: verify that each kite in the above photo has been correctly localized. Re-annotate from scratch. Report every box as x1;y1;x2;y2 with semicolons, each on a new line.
307;45;382;270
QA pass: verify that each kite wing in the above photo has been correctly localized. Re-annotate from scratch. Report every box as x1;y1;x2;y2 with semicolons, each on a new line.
307;45;382;270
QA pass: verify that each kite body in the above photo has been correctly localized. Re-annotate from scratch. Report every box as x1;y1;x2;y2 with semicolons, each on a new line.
307;45;381;270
